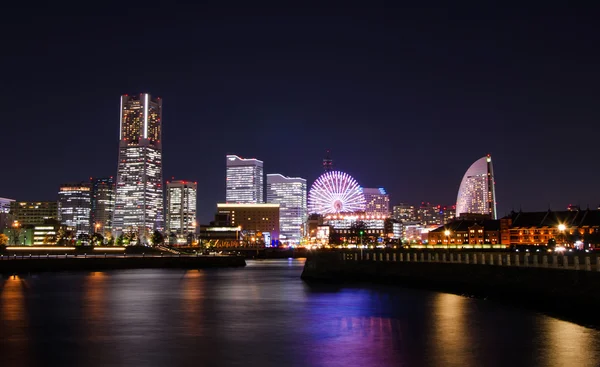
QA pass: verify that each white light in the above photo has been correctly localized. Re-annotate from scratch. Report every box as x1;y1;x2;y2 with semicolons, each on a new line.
144;93;149;139
558;224;566;231
93;247;126;251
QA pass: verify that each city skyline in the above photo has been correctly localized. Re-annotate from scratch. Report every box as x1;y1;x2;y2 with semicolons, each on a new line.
2;5;599;223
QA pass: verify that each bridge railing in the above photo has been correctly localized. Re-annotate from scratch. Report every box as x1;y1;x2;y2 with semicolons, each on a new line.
341;251;600;272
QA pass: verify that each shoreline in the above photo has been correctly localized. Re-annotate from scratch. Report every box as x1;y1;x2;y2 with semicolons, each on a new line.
0;255;246;274
301;255;600;329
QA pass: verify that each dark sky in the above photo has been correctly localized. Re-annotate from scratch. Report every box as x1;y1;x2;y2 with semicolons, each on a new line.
2;2;599;223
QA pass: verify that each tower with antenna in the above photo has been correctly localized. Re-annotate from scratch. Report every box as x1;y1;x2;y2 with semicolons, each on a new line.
322;149;333;172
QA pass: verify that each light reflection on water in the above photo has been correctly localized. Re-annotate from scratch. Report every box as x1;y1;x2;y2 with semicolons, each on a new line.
0;259;599;367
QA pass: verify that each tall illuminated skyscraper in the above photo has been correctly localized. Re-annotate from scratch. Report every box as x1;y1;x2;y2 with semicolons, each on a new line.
266;174;307;244
363;188;390;217
58;182;91;236
91;177;115;234
166;180;197;242
226;155;264;203
113;93;163;241
456;154;497;219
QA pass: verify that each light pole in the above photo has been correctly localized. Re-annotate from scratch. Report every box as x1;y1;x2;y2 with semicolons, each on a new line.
444;230;450;245
12;221;20;245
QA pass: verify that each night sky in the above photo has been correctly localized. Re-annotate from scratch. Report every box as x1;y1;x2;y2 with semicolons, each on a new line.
2;3;599;223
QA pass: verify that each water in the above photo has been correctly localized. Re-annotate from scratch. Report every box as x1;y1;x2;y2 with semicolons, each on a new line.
1;259;599;367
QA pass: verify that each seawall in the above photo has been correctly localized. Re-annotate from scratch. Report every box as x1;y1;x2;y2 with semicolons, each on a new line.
301;252;600;328
0;255;246;274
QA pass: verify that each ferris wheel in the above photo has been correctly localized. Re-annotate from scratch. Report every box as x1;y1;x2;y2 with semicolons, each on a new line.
308;171;366;215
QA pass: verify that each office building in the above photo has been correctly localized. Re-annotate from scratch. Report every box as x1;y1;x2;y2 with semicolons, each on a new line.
9;201;58;226
58;182;91;236
456;154;497;219
166;180;197;242
91;177;115;234
363;188;390;217
266;174;307;244
226;155;264;204
113;93;164;241
392;203;416;222
216;203;279;243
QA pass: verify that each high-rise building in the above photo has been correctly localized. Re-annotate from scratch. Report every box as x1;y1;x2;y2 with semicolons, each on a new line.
58;182;91;236
392;203;416;222
266;174;307;244
0;197;15;231
91;177;115;235
456;154;497;219
226;155;264;204
9;201;58;226
417;202;437;225
166;180;197;242
113;93;164;241
363;188;390;217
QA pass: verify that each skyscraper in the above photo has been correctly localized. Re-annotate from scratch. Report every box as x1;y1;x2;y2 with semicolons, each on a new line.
266;174;307;244
113;93;163;241
226;155;264;204
166;180;197;243
456;154;497;219
363;188;390;217
58;182;91;236
392;203;416;222
91;177;115;235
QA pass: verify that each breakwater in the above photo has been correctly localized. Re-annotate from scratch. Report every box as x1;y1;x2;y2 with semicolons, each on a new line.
0;255;246;274
301;251;600;328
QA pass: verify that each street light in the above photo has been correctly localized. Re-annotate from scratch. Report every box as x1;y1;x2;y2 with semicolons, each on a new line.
558;224;566;245
444;230;450;244
12;221;20;245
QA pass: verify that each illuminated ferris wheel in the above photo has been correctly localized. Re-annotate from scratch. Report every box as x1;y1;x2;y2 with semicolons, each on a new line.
308;171;366;215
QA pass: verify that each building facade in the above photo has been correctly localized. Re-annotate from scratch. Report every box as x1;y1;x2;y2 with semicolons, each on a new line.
91;177;115;235
216;203;279;243
0;197;15;231
166;180;197;242
226;155;264;204
363;188;390;217
266;174;307;244
392;203;416;222
500;209;600;246
429;219;501;246
58;182;91;236
113;93;164;241
9;201;58;226
456;154;497;219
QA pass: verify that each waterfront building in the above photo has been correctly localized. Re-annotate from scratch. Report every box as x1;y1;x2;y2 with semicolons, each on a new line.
0;197;15;231
226;155;264;204
166;180;197;243
58;182;91;236
266;174;307;244
429;219;501;246
91;177;115;235
392;203;416;222
456;154;497;219
500;209;600;246
9;201;58;226
216;203;279;244
113;93;164;241
363;188;390;217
